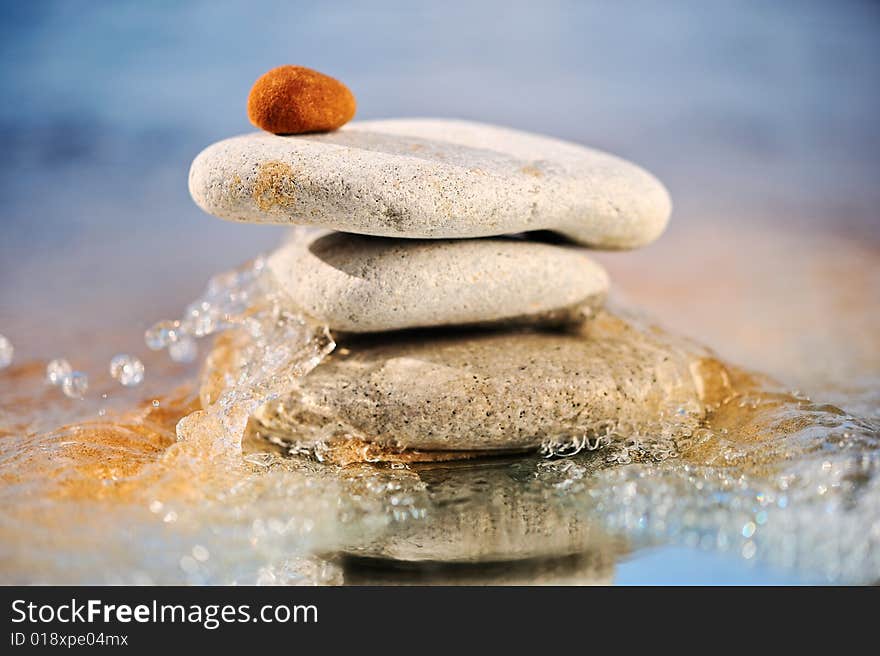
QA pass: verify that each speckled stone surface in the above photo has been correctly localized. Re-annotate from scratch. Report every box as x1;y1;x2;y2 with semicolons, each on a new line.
267;231;609;332
189;119;671;249
248;313;707;451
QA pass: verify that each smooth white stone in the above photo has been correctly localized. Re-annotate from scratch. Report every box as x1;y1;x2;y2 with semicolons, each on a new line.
189;119;671;249
267;231;609;332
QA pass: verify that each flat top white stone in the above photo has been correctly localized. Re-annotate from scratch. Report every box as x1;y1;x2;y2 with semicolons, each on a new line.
189;119;671;249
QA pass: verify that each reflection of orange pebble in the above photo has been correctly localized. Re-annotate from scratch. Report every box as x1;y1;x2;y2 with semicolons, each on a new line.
247;65;356;135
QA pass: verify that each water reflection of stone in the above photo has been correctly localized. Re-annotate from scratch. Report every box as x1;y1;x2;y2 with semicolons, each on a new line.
242;448;626;583
337;456;622;584
342;552;614;586
342;457;625;563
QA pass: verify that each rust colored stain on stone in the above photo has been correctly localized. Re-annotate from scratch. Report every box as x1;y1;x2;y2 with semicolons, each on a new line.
252;160;297;211
520;165;543;177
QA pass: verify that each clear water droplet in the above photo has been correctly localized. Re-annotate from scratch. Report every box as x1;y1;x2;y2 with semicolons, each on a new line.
62;371;88;399
46;359;73;385
145;320;180;351
0;334;13;369
181;301;219;337
169;336;198;363
192;545;210;562
109;354;145;387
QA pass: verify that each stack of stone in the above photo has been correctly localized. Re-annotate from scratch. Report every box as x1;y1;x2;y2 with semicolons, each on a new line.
189;118;703;459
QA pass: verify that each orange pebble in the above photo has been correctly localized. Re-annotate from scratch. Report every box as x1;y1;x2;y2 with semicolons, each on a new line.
247;65;356;135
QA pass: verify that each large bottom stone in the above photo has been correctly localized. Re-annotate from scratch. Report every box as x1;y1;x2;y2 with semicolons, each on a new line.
205;311;719;453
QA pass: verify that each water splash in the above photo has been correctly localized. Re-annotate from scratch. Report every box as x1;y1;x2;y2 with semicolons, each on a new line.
194;267;880;582
146;248;336;447
177;256;880;582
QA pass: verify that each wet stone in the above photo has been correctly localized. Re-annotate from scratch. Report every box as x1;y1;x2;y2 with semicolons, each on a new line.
211;312;713;453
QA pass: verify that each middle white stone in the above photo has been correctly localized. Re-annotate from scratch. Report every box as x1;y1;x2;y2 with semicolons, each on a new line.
268;231;609;333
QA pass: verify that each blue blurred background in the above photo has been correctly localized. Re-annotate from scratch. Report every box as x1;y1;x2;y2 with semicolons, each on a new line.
1;0;878;585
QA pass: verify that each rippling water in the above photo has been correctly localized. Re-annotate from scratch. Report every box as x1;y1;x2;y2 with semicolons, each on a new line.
0;1;878;583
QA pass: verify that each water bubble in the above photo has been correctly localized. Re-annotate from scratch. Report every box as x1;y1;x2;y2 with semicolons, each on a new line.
192;545;210;562
145;320;180;351
62;372;88;399
46;358;72;385
0;334;13;369
109;354;145;387
179;556;199;575
169;336;198;363
181;302;219;337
